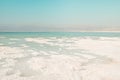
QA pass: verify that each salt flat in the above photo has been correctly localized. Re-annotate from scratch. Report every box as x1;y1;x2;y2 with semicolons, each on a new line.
0;35;120;80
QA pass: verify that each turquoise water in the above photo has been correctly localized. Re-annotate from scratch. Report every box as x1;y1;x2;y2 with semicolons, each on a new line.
0;32;120;37
0;32;120;55
0;32;120;47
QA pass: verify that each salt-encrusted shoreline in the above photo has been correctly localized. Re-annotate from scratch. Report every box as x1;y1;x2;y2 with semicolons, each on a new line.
0;37;120;80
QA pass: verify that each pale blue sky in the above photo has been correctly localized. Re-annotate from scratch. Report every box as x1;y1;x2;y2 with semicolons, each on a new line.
0;0;120;31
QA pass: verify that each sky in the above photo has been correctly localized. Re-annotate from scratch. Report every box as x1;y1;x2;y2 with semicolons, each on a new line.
0;0;120;32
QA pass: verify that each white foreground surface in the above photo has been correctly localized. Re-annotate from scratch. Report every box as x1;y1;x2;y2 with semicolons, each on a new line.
0;37;120;80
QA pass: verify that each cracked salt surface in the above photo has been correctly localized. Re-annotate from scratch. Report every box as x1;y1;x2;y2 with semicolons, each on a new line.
0;36;120;80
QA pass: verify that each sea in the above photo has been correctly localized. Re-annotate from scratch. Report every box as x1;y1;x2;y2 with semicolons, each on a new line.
0;32;120;80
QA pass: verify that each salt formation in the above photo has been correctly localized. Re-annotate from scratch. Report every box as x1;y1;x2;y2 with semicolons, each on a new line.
0;37;120;80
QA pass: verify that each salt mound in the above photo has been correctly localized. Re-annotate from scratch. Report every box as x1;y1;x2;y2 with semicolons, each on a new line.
0;46;25;59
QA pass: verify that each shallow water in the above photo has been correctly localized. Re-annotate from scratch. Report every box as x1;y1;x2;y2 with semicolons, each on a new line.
0;32;120;80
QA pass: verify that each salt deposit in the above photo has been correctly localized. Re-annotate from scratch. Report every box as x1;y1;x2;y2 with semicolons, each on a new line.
0;36;120;80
